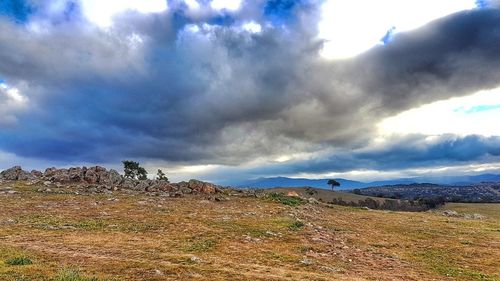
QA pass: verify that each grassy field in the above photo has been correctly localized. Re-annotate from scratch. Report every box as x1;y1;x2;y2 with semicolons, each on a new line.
267;187;390;203
0;182;499;280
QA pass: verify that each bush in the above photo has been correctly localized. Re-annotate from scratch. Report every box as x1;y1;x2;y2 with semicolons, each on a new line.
267;192;304;206
6;256;32;266
305;187;318;196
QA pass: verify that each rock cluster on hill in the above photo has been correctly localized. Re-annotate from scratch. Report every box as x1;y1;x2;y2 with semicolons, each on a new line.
0;166;221;195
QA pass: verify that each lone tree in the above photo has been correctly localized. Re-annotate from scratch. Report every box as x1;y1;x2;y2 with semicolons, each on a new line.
156;169;169;182
327;179;340;191
122;160;148;180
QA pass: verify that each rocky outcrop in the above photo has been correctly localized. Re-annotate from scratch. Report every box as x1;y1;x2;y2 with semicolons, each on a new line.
0;166;34;181
0;166;221;195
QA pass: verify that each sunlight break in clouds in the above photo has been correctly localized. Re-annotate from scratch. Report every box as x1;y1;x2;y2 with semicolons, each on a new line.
211;0;242;11
378;87;500;137
79;0;168;27
319;0;477;59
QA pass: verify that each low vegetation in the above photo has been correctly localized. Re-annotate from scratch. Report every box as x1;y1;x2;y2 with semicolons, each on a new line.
266;192;304;206
5;256;32;266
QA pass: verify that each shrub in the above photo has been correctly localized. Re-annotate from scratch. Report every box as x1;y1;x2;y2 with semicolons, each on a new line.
6;256;32;266
305;187;318;196
267;192;304;207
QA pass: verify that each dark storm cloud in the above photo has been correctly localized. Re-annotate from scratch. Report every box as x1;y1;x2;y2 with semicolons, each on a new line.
0;1;499;174
241;135;500;177
352;8;500;116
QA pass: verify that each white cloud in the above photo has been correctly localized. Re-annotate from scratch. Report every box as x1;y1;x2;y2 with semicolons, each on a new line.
211;0;242;11
79;0;168;28
241;21;262;33
378;87;500;137
0;82;28;127
185;0;201;10
319;0;476;59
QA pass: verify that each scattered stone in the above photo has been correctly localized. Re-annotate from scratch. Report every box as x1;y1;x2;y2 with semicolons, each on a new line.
464;213;486;220
265;231;278;237
190;256;202;263
443;210;460;217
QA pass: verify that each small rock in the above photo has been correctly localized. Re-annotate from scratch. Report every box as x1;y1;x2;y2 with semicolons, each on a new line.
300;258;314;265
443;210;460;217
190;256;202;263
307;197;319;204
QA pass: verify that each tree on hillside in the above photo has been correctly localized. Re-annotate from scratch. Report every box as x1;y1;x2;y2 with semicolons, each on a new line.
122;160;148;180
156;169;169;182
327;179;340;191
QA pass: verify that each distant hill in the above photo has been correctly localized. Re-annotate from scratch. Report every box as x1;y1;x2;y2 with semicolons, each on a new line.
232;174;500;190
235;177;367;190
354;182;500;203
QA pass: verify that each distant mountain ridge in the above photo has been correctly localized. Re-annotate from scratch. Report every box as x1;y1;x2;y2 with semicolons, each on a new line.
234;174;500;190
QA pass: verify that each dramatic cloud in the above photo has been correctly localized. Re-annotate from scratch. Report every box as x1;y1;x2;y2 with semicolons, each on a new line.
0;1;499;181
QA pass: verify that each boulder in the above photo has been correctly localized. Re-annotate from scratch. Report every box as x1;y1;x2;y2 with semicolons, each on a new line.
43;167;59;179
188;179;217;194
84;166;100;184
30;170;43;178
99;169;123;186
68;167;85;182
135;180;152;191
52;169;71;183
121;178;137;189
155;181;177;192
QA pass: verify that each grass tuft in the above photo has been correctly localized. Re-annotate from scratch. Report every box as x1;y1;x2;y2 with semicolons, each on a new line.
288;220;305;231
184;239;218;252
5;256;32;266
55;268;99;281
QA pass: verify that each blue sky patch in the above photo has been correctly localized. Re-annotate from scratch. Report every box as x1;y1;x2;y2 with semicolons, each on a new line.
208;13;235;26
264;0;301;25
476;0;489;8
380;26;396;45
0;0;33;23
455;104;500;113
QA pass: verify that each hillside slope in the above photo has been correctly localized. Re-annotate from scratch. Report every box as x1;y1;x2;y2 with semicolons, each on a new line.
0;181;499;281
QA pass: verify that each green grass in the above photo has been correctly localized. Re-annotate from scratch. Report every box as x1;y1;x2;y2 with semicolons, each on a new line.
288;220;305;231
183;238;218;252
417;249;497;281
5;257;32;266
55;268;100;281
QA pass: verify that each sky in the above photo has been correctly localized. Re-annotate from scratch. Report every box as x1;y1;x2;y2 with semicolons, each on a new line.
0;0;499;184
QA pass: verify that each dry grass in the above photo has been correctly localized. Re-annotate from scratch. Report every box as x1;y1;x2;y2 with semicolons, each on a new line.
0;182;499;280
